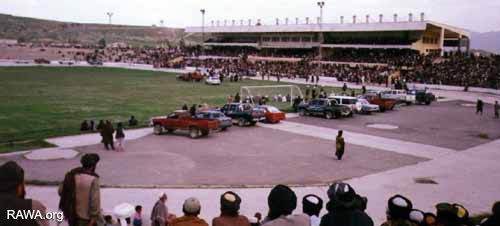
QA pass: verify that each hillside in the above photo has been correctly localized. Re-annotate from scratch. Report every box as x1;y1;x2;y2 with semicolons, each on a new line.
0;13;196;47
471;31;500;54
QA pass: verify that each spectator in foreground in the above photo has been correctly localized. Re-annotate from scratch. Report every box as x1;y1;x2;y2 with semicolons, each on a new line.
151;192;174;226
59;153;101;226
381;194;414;226
320;182;373;226
133;205;143;226
303;194;323;226
212;191;250;226
0;161;49;226
481;201;500;226
261;184;310;226
170;197;209;226
435;203;472;226
129;116;138;126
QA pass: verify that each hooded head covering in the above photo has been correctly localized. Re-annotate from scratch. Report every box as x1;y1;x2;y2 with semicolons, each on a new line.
326;182;356;210
302;194;323;216
80;153;100;169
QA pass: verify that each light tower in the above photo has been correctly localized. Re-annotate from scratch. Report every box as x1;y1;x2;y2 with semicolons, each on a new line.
317;1;325;60
200;9;205;54
106;12;113;25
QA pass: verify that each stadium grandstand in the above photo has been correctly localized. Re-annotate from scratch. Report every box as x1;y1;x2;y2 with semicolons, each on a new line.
185;13;470;58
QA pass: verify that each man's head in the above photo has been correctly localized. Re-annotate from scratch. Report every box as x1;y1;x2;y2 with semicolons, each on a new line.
267;184;297;220
220;191;242;216
135;205;142;213
0;161;26;197
80;153;100;172
159;192;168;203
338;130;343;137
302;194;323;217
183;197;201;216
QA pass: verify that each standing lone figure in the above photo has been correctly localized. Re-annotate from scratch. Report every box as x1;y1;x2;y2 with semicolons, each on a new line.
494;100;499;119
335;130;345;160
476;99;484;115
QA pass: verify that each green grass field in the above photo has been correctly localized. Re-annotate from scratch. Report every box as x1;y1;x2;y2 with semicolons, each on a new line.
0;66;357;153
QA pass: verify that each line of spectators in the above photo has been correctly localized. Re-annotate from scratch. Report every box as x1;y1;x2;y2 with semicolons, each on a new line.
2;158;500;226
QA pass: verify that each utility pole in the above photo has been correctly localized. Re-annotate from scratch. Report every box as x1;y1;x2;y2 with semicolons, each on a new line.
106;12;113;25
200;9;206;55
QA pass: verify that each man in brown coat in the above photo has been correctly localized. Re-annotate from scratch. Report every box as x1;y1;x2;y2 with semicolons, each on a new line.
59;153;101;226
169;197;208;226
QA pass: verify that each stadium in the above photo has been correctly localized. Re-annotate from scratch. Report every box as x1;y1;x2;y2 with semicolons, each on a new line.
186;13;470;57
0;2;500;226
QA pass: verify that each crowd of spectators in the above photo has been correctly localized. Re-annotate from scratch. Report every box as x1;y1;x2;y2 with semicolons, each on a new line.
1;158;499;226
186;52;500;89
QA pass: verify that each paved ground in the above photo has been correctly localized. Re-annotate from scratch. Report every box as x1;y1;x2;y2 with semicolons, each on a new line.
288;100;500;150
2;126;424;186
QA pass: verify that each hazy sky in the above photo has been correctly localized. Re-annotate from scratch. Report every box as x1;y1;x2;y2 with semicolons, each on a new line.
1;0;499;32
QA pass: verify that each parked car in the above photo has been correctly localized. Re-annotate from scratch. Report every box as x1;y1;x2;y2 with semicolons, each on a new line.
381;89;415;105
150;110;220;138
176;71;204;82
328;95;362;113
254;105;286;123
297;98;352;119
361;93;398;112
205;76;221;85
198;110;232;131
356;98;380;114
407;89;436;105
88;60;103;66
34;58;50;64
221;103;266;126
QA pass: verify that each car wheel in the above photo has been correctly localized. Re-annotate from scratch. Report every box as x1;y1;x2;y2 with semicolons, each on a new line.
380;107;386;112
249;121;257;126
221;127;227;131
153;124;163;135
167;129;175;134
299;109;306;116
238;118;246;127
325;112;333;119
201;130;209;136
189;127;200;139
425;100;431;105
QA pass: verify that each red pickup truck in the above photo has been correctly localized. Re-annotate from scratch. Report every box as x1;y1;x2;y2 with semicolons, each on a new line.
151;110;220;138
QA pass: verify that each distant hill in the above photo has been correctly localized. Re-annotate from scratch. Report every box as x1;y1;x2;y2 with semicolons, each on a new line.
0;13;198;47
471;31;500;54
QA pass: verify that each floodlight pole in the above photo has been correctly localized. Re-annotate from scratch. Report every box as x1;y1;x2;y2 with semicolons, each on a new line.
200;9;206;55
106;12;113;25
317;2;324;60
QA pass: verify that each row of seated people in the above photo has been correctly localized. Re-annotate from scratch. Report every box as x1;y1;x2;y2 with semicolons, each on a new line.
1;156;499;226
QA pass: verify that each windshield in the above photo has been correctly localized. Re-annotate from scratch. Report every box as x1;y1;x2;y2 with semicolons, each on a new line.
358;99;369;105
266;106;281;113
345;99;357;104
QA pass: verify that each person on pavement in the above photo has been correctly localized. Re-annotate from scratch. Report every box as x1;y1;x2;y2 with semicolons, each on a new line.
335;130;345;160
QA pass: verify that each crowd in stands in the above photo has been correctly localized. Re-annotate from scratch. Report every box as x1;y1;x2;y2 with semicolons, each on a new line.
1;158;499;226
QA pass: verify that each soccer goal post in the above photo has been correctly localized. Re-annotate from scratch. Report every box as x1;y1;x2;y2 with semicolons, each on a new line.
240;85;304;106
